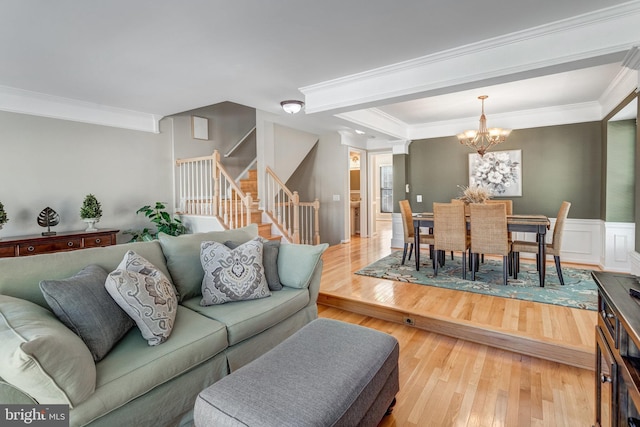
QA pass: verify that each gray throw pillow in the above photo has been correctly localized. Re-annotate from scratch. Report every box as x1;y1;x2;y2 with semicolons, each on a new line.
225;239;282;291
40;264;134;362
201;238;271;305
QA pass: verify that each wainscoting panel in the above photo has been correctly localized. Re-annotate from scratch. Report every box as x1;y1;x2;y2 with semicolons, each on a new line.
602;222;635;273
390;215;633;270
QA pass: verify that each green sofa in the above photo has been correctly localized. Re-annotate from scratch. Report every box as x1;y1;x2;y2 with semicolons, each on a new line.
0;224;327;427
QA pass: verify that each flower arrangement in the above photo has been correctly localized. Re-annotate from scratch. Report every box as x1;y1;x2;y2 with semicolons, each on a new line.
0;201;8;226
469;151;520;195
457;185;492;204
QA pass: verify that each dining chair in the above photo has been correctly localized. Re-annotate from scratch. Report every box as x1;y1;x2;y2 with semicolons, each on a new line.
469;203;511;286
483;200;513;263
512;201;571;285
433;202;470;279
398;200;434;265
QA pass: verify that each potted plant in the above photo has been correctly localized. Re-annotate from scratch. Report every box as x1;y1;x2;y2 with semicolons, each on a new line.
80;194;103;232
125;202;187;241
0;201;9;234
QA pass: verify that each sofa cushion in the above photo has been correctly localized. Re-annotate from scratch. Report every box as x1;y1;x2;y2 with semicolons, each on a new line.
39;264;134;362
71;305;228;424
278;243;328;289
201;238;271;305
105;251;178;346
158;224;258;302
0;295;96;407
0;240;169;309
182;287;309;345
226;239;282;291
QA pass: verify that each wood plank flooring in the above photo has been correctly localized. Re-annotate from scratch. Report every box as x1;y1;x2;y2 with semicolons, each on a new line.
317;221;597;426
318;221;597;370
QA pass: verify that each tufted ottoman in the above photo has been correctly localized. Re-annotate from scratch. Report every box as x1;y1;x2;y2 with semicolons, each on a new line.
194;318;399;427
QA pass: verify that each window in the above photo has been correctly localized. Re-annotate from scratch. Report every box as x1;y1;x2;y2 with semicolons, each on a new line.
380;165;393;213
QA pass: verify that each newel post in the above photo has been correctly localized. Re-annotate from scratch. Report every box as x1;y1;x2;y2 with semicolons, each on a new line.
212;150;220;217
292;191;300;244
313;198;320;245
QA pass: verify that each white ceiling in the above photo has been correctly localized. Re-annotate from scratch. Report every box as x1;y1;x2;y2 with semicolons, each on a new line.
0;0;638;139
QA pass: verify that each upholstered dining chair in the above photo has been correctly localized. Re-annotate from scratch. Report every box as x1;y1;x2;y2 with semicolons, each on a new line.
433;202;470;279
399;200;434;266
512;201;571;285
469;203;511;286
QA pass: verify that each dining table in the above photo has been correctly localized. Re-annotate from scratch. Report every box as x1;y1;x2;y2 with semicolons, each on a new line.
412;213;551;286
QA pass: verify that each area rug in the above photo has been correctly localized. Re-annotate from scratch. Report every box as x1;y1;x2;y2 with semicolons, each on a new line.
355;251;597;310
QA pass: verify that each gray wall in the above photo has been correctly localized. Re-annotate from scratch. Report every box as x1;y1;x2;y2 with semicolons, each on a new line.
0;110;173;241
401;121;602;219
286;132;347;245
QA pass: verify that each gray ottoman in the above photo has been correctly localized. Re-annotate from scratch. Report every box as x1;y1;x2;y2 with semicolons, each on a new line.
194;318;399;427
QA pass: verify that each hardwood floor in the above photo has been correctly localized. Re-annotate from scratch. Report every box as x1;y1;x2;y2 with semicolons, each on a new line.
317;221;597;426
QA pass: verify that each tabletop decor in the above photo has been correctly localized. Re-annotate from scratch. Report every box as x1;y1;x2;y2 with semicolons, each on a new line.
0;201;8;238
457;184;492;204
80;194;103;231
469;149;521;197
38;207;60;236
355;251;597;310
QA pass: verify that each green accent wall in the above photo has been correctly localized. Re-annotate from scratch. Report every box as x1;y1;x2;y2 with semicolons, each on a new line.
606;119;636;222
401;121;602;218
392;154;407;213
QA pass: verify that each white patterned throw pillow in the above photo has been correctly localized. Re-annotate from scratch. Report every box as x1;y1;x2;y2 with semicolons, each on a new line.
105;251;178;346
200;237;271;305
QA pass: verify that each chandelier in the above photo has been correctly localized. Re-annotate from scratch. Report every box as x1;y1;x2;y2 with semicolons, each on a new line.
456;95;511;156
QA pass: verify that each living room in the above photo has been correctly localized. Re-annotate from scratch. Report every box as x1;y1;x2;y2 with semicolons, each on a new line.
1;1;639;426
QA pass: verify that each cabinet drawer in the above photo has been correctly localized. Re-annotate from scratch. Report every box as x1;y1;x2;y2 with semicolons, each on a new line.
600;297;618;348
0;245;17;257
19;238;83;255
84;235;112;248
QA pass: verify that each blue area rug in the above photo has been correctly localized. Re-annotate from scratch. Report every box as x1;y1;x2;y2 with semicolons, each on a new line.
355;251;597;310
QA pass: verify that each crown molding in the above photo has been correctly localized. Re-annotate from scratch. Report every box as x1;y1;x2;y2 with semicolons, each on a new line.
0;85;161;133
623;46;640;70
599;66;639;115
301;1;640;114
336;108;408;140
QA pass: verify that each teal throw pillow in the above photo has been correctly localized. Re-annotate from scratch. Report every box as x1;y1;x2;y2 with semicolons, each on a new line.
277;243;328;289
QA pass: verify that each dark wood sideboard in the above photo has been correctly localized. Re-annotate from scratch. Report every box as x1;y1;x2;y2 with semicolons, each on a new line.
592;271;640;427
0;229;119;258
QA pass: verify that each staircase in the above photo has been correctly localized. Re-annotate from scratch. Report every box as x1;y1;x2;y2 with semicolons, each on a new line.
239;170;280;241
176;150;319;244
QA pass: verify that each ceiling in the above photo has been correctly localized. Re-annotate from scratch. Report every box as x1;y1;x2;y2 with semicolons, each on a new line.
0;0;638;140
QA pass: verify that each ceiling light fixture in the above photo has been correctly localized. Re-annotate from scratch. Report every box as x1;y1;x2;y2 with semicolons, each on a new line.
456;95;511;157
354;129;365;135
280;100;305;114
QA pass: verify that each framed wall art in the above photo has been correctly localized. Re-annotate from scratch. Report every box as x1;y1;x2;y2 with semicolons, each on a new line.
468;149;522;197
191;116;209;140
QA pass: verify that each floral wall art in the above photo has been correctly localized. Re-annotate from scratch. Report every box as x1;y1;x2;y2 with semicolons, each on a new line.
468;149;522;197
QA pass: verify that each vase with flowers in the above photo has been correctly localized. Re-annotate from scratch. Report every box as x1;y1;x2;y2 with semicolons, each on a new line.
80;194;103;232
0;201;8;238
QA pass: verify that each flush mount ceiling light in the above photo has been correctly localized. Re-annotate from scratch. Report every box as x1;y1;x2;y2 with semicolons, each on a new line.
280;100;305;114
456;95;511;157
354;129;366;135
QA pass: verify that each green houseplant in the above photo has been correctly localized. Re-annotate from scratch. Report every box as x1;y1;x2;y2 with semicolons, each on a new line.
80;194;102;231
126;202;187;242
0;201;9;229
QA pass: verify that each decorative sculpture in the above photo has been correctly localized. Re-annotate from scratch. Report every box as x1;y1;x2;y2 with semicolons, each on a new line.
38;207;60;236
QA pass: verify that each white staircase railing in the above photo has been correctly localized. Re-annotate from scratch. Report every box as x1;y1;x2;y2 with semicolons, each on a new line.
176;150;253;230
264;166;320;244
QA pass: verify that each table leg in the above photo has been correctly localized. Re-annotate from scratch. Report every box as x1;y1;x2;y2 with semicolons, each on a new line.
538;233;546;287
414;225;420;271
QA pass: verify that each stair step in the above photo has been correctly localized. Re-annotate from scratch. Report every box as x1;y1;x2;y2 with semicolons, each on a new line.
248;169;257;180
257;222;280;242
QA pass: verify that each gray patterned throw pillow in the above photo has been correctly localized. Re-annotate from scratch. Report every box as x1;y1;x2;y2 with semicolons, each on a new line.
105;251;178;346
200;238;271;305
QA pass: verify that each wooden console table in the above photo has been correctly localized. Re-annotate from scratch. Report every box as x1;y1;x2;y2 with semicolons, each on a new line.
0;229;119;257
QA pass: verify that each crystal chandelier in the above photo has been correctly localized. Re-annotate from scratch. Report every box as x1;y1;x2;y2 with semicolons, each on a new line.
456;95;511;156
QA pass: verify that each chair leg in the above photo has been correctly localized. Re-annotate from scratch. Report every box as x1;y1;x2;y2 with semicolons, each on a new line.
450;251;454;260
461;251;467;280
434;250;439;276
407;243;414;261
513;252;518;279
503;256;509;285
401;244;408;265
554;256;565;286
471;254;476;281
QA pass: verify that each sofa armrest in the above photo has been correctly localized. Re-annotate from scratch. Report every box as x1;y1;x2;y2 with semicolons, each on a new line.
306;260;323;305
